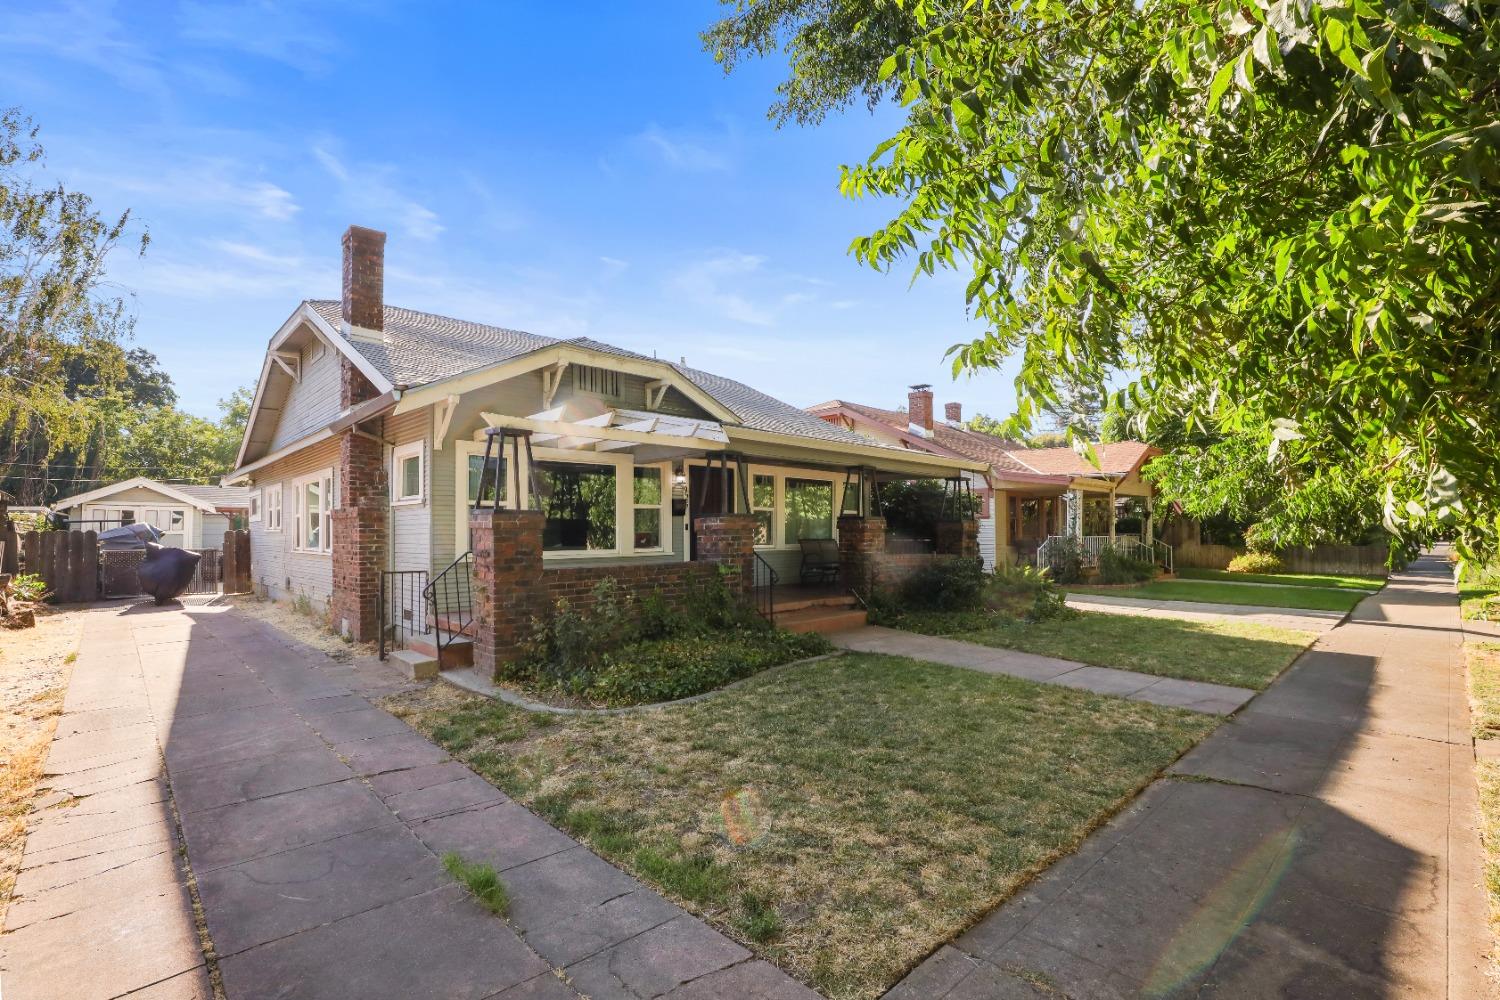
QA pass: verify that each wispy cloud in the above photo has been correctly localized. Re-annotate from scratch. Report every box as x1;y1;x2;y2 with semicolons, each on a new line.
631;124;733;172
79;158;300;221
667;252;774;326
0;0;167;97
177;0;343;71
312;142;443;241
129;238;335;299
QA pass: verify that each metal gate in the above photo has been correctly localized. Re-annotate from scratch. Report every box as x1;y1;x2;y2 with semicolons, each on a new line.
98;548;222;598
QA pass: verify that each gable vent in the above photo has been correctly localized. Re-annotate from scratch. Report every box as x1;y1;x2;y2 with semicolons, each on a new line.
572;364;621;398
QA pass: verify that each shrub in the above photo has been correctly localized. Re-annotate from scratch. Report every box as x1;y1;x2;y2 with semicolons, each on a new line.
589;629;831;706
9;573;48;603
985;563;1071;621
1227;552;1284;574
1097;544;1157;584
897;557;988;611
1040;537;1085;584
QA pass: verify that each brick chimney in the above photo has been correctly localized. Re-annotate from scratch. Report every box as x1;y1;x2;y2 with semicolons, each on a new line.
908;384;934;439
341;225;386;342
945;402;962;426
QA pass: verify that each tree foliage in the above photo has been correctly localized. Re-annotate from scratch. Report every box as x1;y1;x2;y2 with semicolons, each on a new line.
796;0;1498;560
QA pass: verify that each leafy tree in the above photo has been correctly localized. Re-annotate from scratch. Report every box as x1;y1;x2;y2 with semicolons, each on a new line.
1039;377;1105;438
717;1;1500;560
1;108;146;503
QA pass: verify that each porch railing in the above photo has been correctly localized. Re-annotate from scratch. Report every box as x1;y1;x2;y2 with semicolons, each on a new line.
1036;535;1174;572
423;552;474;665
752;551;778;626
379;569;429;660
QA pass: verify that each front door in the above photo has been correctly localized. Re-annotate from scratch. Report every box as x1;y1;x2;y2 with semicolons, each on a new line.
688;465;735;560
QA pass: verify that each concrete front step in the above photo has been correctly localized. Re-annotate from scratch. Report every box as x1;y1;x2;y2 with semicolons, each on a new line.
406;631;474;669
775;607;868;635
388;648;439;681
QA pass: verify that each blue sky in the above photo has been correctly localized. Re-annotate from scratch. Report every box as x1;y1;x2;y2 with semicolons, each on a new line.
1;1;1024;423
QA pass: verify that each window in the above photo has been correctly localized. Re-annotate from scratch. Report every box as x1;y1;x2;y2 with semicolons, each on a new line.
572;364;621;398
536;461;616;551
264;485;282;531
169;510;184;531
632;467;664;550
248;492;261;522
293;470;334;553
784;478;834;543
118;508;136;526
392;442;424;505
466;452;507;508
751;474;775;546
841;481;862;516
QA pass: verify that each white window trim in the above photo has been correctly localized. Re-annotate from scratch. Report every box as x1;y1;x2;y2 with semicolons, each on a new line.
391;441;425;506
291;468;335;554
248;490;262;523
454;439;510;557
685;460;840;551
529;447;672;560
263;485;283;532
630;465;668;555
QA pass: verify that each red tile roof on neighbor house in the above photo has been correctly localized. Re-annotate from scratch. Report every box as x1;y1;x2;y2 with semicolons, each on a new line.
807;399;1157;482
806;399;1064;481
1008;441;1158;477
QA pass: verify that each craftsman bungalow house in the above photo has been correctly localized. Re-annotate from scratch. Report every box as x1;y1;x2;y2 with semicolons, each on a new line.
224;227;985;666
809;394;1163;568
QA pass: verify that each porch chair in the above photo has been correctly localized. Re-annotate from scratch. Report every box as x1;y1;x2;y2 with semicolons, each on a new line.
798;538;841;586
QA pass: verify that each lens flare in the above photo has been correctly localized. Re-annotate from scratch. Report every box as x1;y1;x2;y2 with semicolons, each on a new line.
720;787;769;847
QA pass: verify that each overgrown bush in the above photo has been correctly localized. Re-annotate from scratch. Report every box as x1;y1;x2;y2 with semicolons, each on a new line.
896;557;988;611
1227;552;1284;574
1097;544;1157;584
1040;537;1085;584
509;571;827;704
877;480;980;541
986;563;1071;621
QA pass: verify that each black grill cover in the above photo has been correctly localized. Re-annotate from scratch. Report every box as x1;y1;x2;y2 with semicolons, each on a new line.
136;542;202;604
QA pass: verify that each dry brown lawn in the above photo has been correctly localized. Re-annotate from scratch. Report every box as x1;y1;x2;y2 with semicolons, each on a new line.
225;594;375;662
386;653;1216;999
0;606;87;922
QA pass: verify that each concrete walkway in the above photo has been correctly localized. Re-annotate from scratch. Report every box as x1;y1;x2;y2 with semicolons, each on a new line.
832;625;1256;715
888;552;1493;999
1066;592;1346;632
2;601;816;1000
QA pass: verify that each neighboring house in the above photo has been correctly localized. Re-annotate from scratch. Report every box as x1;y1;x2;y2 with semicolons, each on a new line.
223;226;986;645
809;391;1162;566
53;478;250;550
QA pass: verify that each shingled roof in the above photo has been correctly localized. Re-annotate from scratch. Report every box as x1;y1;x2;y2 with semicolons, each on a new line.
1008;441;1158;477
306;301;876;449
808;399;1062;478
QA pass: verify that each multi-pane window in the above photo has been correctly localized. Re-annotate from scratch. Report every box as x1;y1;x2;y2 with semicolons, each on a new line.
392;442;423;505
264;486;282;531
248;492;261;522
632;467;663;550
751;474;775;545
784;478;834;542
536;462;616;551
293;471;334;552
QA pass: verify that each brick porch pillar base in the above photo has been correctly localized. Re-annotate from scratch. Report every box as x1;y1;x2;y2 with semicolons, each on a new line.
838;515;886;594
470;508;545;677
936;519;980;559
692;514;757;599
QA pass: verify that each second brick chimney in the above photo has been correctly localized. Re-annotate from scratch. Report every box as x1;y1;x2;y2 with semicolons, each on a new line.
945;402;963;426
908;385;934;438
341;225;386;342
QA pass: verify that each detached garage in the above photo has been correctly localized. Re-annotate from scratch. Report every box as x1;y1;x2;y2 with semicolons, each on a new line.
54;477;250;550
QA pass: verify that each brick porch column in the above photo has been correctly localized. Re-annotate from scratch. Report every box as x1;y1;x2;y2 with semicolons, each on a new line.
331;360;386;642
838;515;886;594
470;508;545;675
936;519;979;559
693;513;757;599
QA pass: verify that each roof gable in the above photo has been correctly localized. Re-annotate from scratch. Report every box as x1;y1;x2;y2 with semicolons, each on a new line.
54;477;221;513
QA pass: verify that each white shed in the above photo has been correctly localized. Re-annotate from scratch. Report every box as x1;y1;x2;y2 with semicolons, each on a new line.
54;478;250;551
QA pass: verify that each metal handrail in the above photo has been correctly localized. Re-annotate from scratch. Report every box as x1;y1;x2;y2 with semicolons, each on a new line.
752;551;779;625
378;569;429;660
422;552;473;665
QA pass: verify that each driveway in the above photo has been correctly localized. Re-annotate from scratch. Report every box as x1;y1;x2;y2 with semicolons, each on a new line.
889;551;1494;998
2;601;815;1000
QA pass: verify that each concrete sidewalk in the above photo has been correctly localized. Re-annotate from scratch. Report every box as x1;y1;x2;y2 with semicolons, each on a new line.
888;552;1493;999
1065;592;1347;632
832;625;1257;715
3;602;817;1000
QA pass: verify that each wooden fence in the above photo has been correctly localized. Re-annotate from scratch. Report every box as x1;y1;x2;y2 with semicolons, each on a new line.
20;530;100;603
222;529;252;594
1174;540;1394;576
